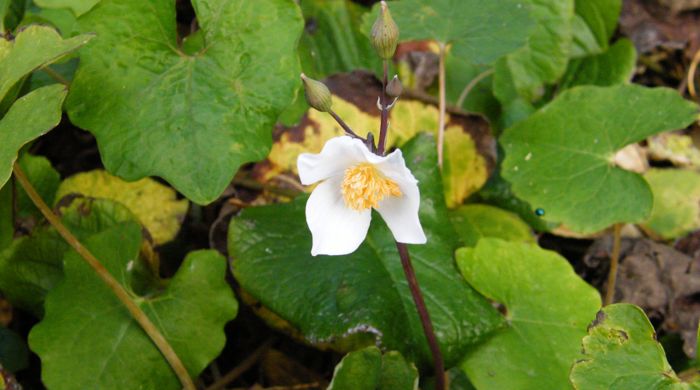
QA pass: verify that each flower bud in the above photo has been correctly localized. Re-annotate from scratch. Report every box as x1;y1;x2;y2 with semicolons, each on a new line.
371;1;399;59
386;75;402;98
300;73;332;112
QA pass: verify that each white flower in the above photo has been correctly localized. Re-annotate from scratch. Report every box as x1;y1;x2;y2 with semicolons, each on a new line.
297;136;427;256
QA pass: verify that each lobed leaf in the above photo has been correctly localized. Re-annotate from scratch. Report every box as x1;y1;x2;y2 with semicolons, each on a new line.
29;223;237;390
66;0;303;204
458;238;601;390
501;85;698;233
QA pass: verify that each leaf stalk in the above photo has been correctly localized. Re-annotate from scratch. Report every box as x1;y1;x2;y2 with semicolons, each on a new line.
12;163;196;390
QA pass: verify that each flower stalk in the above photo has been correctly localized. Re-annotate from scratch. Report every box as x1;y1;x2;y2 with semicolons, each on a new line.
397;243;446;389
12;163;196;390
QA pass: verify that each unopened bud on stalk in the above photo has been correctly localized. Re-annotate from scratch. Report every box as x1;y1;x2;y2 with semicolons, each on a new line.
386;75;402;98
301;73;332;112
371;1;399;59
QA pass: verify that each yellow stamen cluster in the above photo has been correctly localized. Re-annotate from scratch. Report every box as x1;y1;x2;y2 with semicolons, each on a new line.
341;163;402;211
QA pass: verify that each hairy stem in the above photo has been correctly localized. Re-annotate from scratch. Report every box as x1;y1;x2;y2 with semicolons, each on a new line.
396;242;445;390
456;69;494;108
329;110;364;141
604;223;622;306
12;163;196;390
436;43;447;169
377;59;389;155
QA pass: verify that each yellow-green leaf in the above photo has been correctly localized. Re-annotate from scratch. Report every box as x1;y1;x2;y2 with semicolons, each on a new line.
55;170;188;245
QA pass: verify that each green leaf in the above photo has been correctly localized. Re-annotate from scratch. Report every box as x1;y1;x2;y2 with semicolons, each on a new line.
0;84;66;189
19;6;79;37
572;0;621;56
449;204;534;247
328;346;418;390
229;134;502;369
66;0;303;204
0;0;26;33
34;0;99;16
0;25;90;100
365;0;533;65
16;153;60;220
494;0;574;102
560;39;636;90
642;169;700;239
300;0;381;78
0;198;136;316
457;238;601;390
29;223;237;390
570;304;700;390
0;327;28;373
501;85;699;233
56;169;189;245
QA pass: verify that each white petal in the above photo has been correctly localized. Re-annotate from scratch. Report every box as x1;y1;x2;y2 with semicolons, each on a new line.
306;175;372;256
297;136;368;185
375;149;427;244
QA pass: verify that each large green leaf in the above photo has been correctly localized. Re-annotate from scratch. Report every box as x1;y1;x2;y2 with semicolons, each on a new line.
0;84;66;189
229;134;502;369
328;346;418;390
34;0;99;16
570;304;700;390
501;85;698;233
29;223;237;390
494;0;574;102
0;25;90;101
560;39;636;90
66;0;303;204
0;198;135;316
365;0;533;65
457;238;600;389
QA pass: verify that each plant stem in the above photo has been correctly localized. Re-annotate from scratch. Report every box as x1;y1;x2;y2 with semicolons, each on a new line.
205;338;276;390
456;69;494;108
604;223;622;306
12;163;196;390
329;110;364;140
687;47;700;99
436;43;447;169
41;66;70;86
10;174;17;231
377;59;389;155
396;242;445;390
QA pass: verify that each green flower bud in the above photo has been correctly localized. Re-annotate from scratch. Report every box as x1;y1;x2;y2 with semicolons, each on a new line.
386;75;403;98
371;1;399;59
300;73;332;112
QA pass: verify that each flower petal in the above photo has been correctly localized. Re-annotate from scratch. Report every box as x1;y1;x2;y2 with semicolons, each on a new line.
297;136;368;185
306;175;372;256
375;149;427;244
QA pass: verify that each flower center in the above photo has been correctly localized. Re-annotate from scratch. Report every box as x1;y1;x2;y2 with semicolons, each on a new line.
341;163;402;211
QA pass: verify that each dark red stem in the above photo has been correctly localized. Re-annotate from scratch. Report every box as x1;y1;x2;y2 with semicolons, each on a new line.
377;60;389;155
396;242;446;390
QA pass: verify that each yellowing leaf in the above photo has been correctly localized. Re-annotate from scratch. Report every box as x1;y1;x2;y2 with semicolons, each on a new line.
55;170;188;245
266;95;488;206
